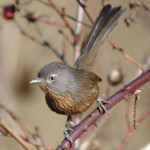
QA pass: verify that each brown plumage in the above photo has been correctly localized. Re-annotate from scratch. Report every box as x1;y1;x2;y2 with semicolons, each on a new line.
39;70;100;115
30;5;125;115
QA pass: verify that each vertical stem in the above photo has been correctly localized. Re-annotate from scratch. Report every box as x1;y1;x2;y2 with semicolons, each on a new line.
74;1;85;148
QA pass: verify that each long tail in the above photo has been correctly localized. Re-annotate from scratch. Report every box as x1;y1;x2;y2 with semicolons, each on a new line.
74;5;125;70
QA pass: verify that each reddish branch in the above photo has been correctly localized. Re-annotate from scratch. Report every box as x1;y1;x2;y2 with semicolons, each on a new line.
76;0;94;24
0;108;53;150
56;70;150;150
118;109;150;150
0;120;32;150
47;0;75;37
0;103;30;138
108;39;146;72
0;125;10;136
58;30;74;45
24;13;65;28
75;1;146;72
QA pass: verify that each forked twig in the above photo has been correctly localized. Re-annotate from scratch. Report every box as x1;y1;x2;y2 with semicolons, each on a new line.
47;0;75;37
76;0;94;24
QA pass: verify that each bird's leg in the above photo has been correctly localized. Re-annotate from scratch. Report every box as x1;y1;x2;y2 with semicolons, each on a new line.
97;97;110;115
64;115;74;143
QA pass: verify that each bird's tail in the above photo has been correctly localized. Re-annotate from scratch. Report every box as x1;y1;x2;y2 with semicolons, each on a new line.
74;5;125;70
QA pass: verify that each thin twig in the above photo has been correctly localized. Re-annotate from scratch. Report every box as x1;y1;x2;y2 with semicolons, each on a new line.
58;30;74;45
0;103;30;138
118;109;150;150
108;38;146;72
38;17;65;28
0;125;10;136
75;2;146;72
74;0;85;62
133;93;138;129
0;120;32;150
63;14;92;28
47;0;75;37
14;20;66;64
61;41;67;62
76;0;94;24
25;139;54;150
0;104;53;150
125;99;131;130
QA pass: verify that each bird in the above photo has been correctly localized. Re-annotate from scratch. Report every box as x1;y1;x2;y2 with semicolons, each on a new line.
30;4;125;141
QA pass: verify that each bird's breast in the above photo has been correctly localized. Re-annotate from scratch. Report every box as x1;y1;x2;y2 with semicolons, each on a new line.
40;83;99;115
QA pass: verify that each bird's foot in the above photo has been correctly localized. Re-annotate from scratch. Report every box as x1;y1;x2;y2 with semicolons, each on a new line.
97;98;110;115
64;116;74;143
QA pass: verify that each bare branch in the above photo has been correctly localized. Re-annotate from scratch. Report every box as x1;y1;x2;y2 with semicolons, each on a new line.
0;120;32;150
108;38;146;72
118;109;150;150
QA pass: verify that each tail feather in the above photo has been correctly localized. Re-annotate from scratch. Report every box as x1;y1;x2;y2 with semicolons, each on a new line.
74;5;125;70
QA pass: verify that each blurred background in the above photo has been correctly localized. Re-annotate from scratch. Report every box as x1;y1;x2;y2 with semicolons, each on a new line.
0;0;150;150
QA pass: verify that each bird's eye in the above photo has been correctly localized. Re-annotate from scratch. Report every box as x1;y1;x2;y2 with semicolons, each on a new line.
49;76;55;81
48;74;57;82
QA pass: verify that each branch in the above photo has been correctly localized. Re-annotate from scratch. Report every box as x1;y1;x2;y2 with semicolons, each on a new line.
74;2;145;72
14;20;67;64
73;1;85;148
0;103;30;138
47;0;75;37
56;70;150;150
0;120;32;150
23;12;65;28
76;0;94;24
118;109;150;150
108;39;146;72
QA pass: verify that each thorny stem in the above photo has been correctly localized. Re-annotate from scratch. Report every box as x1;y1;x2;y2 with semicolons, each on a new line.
56;70;150;150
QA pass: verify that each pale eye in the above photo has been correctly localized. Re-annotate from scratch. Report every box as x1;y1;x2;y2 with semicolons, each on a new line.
48;74;57;82
49;76;55;81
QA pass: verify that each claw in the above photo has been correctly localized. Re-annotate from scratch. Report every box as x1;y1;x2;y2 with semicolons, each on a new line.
97;98;110;116
64;127;73;143
63;116;74;143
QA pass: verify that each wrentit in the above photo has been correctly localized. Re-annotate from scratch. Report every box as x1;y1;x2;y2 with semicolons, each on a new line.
30;5;124;116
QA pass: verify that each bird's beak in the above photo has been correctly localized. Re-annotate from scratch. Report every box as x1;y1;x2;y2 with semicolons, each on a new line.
30;78;43;84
